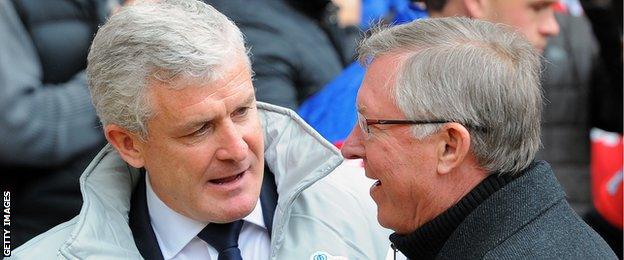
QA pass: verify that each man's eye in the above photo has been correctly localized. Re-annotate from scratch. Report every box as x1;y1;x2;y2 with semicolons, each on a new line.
232;107;250;117
531;2;552;12
192;123;213;137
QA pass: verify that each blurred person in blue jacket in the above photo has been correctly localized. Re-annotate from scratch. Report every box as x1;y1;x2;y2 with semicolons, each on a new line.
0;0;115;248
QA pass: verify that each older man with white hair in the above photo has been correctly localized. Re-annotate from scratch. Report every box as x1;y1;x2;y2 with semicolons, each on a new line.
9;0;389;259
341;17;616;259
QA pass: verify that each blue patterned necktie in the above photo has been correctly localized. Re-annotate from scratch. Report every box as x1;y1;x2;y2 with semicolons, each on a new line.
197;220;244;260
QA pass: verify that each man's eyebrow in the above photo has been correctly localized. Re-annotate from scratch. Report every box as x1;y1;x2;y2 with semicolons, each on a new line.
240;95;256;107
357;106;367;114
180;94;256;132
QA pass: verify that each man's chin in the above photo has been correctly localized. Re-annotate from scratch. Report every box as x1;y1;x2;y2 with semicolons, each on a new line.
377;209;398;232
536;46;545;54
532;42;546;53
377;208;417;235
204;196;258;223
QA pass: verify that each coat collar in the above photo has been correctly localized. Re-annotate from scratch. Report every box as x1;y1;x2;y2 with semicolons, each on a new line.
57;102;343;258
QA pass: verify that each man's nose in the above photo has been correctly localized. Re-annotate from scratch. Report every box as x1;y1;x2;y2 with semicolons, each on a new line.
341;125;365;160
540;10;560;37
215;121;248;162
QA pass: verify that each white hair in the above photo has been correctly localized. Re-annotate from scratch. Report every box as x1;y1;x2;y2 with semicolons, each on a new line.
358;17;543;175
87;0;249;138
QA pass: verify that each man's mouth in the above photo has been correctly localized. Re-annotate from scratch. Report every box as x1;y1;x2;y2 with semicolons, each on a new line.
365;169;381;188
209;172;244;185
370;179;382;196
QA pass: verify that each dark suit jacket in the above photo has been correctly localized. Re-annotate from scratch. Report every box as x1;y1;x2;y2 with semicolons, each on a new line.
129;166;278;260
436;161;617;259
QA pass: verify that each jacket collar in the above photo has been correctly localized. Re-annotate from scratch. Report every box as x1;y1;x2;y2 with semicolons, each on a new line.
437;161;566;259
57;102;343;258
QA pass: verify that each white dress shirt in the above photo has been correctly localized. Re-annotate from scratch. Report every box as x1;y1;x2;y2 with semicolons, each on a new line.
145;174;271;260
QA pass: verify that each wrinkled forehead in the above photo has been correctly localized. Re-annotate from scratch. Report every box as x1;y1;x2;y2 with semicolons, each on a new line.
148;51;251;86
147;57;254;109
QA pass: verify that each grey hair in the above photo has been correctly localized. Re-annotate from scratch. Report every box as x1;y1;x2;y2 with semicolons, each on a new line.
87;0;249;138
357;17;542;175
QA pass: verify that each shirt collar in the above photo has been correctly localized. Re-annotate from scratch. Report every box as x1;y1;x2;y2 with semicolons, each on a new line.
145;174;266;259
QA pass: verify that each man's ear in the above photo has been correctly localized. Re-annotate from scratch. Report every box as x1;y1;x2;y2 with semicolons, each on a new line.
104;124;146;168
436;123;471;174
462;0;489;19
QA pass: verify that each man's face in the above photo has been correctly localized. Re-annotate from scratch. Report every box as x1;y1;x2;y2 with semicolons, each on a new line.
480;0;559;51
341;54;447;234
137;57;264;223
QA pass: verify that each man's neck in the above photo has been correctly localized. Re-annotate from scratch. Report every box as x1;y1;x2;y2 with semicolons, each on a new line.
439;162;490;214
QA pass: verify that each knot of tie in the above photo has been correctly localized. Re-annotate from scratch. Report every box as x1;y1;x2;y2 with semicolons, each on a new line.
198;220;244;260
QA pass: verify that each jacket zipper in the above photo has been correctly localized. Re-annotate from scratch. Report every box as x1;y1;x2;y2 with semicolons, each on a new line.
391;242;398;260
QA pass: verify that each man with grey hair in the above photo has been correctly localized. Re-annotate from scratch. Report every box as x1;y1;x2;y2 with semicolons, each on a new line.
10;0;389;259
341;17;616;259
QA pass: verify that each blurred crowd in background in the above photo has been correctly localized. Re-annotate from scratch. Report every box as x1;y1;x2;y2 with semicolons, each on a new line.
1;0;622;257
